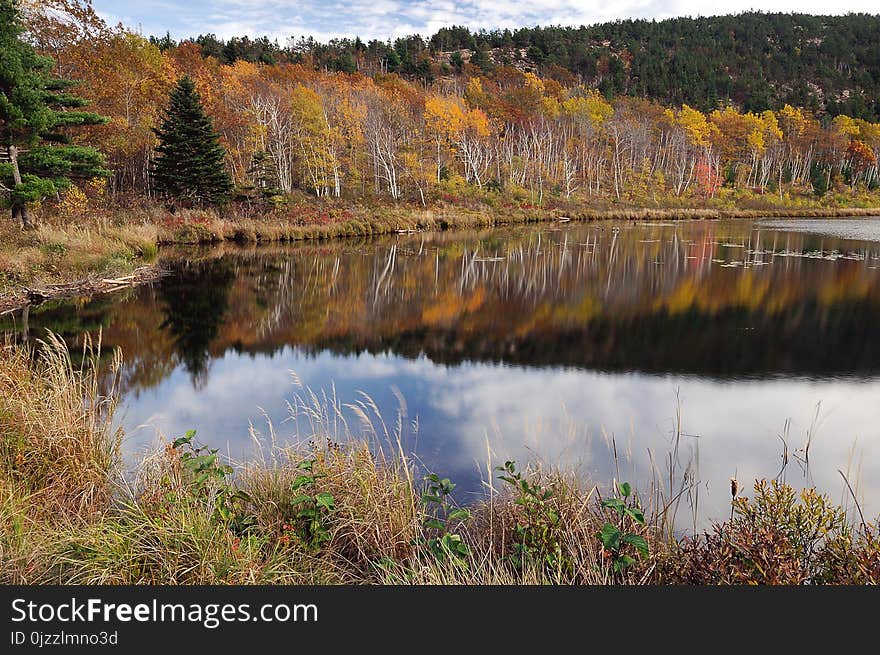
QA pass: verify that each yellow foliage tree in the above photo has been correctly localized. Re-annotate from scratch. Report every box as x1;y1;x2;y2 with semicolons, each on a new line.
562;88;613;126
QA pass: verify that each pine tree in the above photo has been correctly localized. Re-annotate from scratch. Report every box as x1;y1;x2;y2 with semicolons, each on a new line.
810;161;830;197
0;0;109;229
151;76;232;206
247;150;281;199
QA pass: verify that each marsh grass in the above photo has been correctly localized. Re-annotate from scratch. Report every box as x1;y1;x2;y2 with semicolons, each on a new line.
0;221;158;302
0;333;121;519
0;337;877;585
144;205;880;246
0;333;123;583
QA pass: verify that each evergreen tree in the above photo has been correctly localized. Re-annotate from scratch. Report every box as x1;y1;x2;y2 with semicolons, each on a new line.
151;76;232;207
247;150;281;199
810;161;830;197
449;50;465;73
470;45;493;73
0;0;108;229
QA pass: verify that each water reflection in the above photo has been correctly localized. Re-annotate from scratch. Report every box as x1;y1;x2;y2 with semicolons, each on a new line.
3;219;880;525
158;259;236;386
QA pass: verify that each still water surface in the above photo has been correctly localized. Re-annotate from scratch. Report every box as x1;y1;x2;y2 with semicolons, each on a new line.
5;218;880;525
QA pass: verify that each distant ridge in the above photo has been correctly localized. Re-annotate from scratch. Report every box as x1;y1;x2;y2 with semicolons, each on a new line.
156;13;880;120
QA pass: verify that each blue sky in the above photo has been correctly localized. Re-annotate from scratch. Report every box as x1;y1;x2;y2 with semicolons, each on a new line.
91;1;879;42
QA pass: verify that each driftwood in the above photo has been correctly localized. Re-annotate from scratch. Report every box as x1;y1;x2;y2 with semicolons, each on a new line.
1;265;168;316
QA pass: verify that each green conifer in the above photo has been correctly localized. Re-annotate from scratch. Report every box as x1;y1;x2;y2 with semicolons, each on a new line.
0;0;109;229
247;150;282;199
151;76;232;206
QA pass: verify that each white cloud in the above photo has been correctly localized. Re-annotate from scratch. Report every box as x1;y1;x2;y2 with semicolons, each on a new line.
116;347;880;527
92;1;880;41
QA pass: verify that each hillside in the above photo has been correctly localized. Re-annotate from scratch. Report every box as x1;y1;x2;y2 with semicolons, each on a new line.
173;13;880;120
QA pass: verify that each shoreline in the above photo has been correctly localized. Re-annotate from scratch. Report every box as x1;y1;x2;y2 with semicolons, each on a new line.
157;205;880;245
2;205;879;315
0;266;168;317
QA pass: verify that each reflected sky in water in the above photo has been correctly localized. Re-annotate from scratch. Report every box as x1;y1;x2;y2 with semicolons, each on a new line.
118;347;880;524
5;218;880;526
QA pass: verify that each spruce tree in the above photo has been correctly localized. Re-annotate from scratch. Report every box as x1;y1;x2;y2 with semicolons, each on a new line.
247;150;281;199
151;76;232;206
0;0;109;229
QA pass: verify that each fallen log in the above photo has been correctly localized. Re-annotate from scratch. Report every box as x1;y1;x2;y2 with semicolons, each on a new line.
1;265;168;317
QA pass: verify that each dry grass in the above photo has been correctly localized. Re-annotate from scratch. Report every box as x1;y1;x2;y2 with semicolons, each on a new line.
0;221;158;305
147;204;880;246
0;337;878;585
0;333;123;583
0;333;121;519
242;444;421;578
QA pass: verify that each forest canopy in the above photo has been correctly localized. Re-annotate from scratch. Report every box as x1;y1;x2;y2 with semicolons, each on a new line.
155;13;880;120
9;3;880;212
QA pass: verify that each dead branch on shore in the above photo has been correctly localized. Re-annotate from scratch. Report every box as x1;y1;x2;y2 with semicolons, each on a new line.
0;265;168;316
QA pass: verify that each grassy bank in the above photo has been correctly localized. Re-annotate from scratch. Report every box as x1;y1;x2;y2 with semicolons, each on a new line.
151;205;880;245
0;221;159;313
1;338;877;585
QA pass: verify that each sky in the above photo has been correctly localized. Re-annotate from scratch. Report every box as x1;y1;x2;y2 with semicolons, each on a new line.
90;1;879;43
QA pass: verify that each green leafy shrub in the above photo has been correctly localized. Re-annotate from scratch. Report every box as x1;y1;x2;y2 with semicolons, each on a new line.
171;430;254;535
597;482;649;574
279;459;336;552
417;473;470;564
496;461;568;573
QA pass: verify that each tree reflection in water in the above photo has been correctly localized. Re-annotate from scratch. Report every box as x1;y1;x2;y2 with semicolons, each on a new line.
157;259;236;387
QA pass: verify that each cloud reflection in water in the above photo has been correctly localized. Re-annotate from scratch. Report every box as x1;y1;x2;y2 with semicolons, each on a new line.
117;348;880;526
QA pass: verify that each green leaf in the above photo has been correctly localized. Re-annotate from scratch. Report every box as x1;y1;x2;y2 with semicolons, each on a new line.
189;453;216;470
423;519;445;531
421;494;442;504
447;508;470;522
597;522;621;550
625;506;646;526
441;534;469;557
622;533;649;558
290;475;314;490
618;482;632;498
290;494;313;506
315;492;335;510
613;554;636;572
602;498;626;515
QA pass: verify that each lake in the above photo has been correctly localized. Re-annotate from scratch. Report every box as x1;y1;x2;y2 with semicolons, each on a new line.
5;217;880;527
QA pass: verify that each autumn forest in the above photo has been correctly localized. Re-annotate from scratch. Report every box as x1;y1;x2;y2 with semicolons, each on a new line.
12;2;880;216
